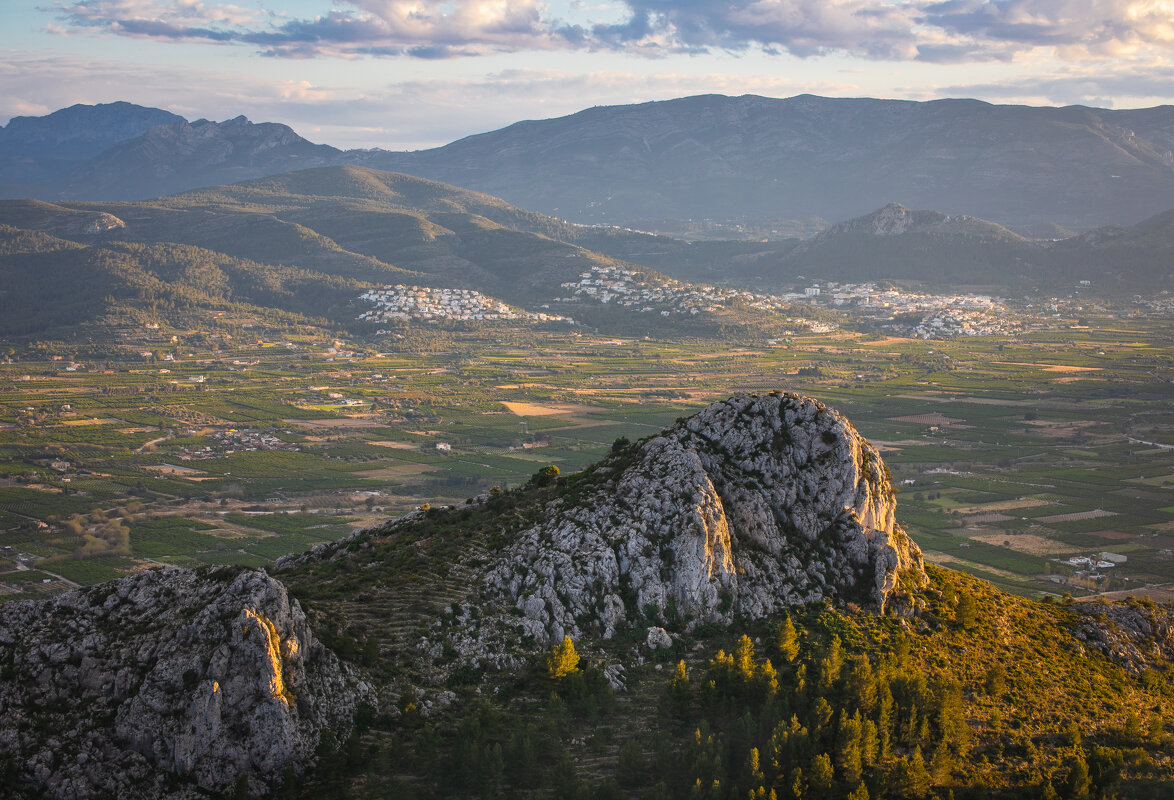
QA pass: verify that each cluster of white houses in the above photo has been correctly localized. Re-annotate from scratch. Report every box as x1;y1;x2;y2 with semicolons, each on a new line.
1063;552;1128;572
359;286;570;324
557;266;792;316
802;282;1020;338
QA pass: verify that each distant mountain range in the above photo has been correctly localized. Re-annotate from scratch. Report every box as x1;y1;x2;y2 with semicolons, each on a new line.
3;96;1174;233
584;201;1174;288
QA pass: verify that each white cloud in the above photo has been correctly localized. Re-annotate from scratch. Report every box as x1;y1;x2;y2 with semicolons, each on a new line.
46;0;1174;62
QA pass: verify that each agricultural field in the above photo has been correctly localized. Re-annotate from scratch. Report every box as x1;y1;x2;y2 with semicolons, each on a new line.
1;291;1172;601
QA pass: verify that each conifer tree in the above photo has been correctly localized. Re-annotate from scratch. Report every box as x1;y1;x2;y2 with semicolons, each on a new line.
930;738;954;783
906;746;932;799
547;635;580;678
817;635;844;690
861;718;879;768
1065;753;1091;798
735;635;756;681
955;590;978;629
836;712;864;784
745;747;765;789
776;616;800;663
809;753;835;798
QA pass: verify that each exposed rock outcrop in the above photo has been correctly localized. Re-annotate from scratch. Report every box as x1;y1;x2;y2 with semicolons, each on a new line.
0;567;370;799
1073;598;1174;675
466;393;924;657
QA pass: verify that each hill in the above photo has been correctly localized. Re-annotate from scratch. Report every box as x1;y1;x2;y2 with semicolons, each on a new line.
3;393;1173;798
4;169;1174;339
746;203;1046;286
0;166;684;336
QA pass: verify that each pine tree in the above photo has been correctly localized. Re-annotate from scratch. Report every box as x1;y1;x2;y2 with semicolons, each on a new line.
759;658;780;694
955;590;978;629
817;635;843;690
876;683;895;760
735;635;756;681
904;746;932;799
861;718;879;768
836;711;864;784
745;747;765;789
788;767;805;800
809;754;835;798
776;616;800;663
846;654;876;709
929;738;954;783
1065;753;1091;798
617;737;645;787
547;635;580;678
983;663;1006;696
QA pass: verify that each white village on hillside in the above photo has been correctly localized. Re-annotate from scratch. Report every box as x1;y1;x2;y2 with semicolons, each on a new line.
358;286;571;324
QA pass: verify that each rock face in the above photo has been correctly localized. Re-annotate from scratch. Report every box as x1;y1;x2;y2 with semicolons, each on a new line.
1073;599;1174;675
474;393;924;653
0;567;369;799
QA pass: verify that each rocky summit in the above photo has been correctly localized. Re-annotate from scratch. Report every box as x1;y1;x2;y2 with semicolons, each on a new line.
467;394;925;656
0;568;370;799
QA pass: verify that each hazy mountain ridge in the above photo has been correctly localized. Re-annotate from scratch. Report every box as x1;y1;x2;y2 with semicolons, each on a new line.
362;94;1174;232
5;96;1174;232
0;102;185;186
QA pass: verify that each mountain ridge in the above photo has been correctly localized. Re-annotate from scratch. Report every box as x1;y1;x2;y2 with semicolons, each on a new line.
5;96;1174;231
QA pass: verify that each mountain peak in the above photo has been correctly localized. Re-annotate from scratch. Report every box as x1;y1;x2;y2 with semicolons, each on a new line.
0;102;187;176
300;393;925;669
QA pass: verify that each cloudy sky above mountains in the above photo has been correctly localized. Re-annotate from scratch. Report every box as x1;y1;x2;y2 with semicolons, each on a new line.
3;0;1173;148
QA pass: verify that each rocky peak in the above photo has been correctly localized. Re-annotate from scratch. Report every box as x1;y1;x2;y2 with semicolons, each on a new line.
469;393;925;659
0;102;186;160
0;567;370;799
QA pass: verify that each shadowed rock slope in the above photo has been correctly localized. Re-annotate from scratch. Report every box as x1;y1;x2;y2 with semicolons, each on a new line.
0;568;371;799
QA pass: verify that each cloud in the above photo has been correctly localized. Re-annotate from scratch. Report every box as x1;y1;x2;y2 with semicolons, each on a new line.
932;57;1174;106
44;0;1174;62
51;0;579;57
922;0;1174;56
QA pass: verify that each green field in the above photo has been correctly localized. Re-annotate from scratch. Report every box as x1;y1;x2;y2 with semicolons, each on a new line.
2;292;1173;600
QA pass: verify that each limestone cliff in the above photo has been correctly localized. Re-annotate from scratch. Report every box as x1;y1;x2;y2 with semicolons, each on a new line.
0;567;370;799
462;393;925;658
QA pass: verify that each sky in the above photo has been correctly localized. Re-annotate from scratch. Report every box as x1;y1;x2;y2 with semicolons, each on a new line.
3;1;1174;150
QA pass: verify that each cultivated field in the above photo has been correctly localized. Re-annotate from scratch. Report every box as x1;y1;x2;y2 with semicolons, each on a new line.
3;291;1173;601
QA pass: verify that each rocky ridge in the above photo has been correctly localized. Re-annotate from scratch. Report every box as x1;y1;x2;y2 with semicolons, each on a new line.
444;393;926;665
0;567;370;799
